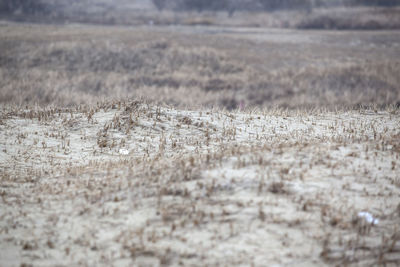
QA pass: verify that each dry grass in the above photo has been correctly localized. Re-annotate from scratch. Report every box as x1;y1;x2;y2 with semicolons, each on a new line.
0;23;399;110
0;21;400;266
0;100;399;266
3;1;400;31
298;7;400;30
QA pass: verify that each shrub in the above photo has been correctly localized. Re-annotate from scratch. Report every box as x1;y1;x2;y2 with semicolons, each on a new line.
258;0;313;11
0;0;48;15
152;0;167;11
352;0;400;6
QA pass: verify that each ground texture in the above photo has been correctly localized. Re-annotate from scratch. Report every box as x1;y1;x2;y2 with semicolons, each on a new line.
1;102;399;266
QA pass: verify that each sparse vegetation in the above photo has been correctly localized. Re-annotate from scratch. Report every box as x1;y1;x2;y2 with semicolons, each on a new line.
1;99;399;266
0;5;400;266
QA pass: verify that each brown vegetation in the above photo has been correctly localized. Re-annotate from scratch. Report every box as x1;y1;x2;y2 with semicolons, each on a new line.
1;0;400;30
0;19;399;267
298;7;400;30
1;99;399;266
1;23;399;110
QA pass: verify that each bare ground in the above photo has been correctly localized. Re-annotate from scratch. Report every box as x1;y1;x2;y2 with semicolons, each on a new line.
0;101;399;266
0;21;400;266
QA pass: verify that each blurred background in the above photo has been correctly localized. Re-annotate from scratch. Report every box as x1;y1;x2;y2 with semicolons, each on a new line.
0;0;399;109
1;0;400;29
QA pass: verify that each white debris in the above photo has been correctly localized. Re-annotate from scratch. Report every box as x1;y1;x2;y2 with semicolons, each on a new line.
119;149;130;155
358;211;379;225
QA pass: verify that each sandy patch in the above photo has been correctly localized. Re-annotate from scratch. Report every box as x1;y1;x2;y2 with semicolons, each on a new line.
0;102;399;266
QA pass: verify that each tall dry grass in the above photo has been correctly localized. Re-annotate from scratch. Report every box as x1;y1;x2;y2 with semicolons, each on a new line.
0;24;399;109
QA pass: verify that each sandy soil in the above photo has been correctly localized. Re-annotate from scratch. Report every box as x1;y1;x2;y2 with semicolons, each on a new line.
0;101;399;266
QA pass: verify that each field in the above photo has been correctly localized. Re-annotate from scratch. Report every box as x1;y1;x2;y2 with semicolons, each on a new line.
0;21;400;266
1;22;400;109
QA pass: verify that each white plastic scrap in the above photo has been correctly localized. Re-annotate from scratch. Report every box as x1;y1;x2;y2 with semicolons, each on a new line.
119;149;130;155
358;211;379;225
